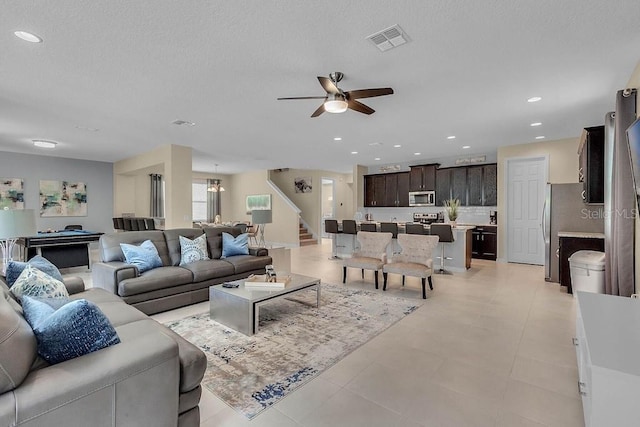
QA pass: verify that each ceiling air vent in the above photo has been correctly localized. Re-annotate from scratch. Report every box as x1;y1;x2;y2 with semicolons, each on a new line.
366;25;408;52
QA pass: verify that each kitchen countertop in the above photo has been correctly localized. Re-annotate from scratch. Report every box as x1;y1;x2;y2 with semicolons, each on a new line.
558;231;605;239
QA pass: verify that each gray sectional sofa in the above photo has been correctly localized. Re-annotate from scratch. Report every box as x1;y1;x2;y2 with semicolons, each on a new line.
0;275;207;427
92;226;272;315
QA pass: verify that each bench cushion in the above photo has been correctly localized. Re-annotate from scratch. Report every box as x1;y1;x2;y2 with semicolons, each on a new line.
118;267;193;297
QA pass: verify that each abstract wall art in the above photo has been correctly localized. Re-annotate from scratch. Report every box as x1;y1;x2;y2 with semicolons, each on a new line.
294;176;312;193
0;178;25;209
40;180;88;217
245;194;271;214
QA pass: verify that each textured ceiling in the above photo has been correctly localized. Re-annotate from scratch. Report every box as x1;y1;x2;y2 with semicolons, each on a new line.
1;1;640;174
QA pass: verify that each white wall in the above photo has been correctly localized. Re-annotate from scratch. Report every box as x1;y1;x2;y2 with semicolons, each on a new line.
192;171;233;221
0;151;113;232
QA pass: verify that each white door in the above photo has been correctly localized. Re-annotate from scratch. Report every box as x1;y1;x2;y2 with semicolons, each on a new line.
321;178;335;238
507;157;547;265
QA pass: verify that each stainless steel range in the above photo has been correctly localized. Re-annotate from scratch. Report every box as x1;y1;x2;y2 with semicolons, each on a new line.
413;212;444;224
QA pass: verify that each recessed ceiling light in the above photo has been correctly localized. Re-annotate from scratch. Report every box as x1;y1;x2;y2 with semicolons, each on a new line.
351;151;358;154
527;96;542;103
393;144;401;148
414;152;421;156
14;31;43;43
334;137;342;141
374;157;381;161
32;140;57;148
447;136;456;140
462;145;471;149
535;136;545;139
530;122;542;127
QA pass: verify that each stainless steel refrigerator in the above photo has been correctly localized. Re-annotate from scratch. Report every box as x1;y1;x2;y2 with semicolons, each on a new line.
543;183;604;282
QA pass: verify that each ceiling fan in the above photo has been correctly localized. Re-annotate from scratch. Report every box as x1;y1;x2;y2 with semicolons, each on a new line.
277;72;394;117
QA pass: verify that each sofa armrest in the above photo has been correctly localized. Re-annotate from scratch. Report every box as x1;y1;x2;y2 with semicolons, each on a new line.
62;276;85;295
7;321;179;426
91;262;138;295
249;247;269;257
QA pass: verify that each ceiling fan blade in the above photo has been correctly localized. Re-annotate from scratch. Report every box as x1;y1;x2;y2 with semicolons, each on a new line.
347;99;375;115
317;76;339;94
346;88;394;99
277;96;328;100
310;103;325;117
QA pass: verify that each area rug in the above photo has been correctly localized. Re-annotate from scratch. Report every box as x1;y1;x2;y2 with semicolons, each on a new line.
165;283;423;419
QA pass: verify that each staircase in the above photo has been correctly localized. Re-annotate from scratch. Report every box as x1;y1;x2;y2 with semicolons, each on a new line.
299;223;317;246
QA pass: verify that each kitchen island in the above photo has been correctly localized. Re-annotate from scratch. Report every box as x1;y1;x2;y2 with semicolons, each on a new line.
334;222;474;272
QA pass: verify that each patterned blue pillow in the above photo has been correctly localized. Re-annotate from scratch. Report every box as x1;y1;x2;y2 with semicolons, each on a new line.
221;232;249;259
21;296;120;365
179;234;209;266
5;255;63;287
10;265;69;302
120;240;163;273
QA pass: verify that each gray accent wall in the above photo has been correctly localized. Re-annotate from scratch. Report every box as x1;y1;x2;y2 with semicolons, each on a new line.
0;151;113;233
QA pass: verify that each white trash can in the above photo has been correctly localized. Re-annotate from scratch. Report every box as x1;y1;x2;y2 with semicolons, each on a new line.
569;250;605;296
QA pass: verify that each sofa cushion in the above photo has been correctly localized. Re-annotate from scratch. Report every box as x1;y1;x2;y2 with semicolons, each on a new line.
118;266;193;297
221;232;249;259
5;255;63;287
163;228;205;266
222;254;272;274
180;259;235;283
179;235;209;266
22;297;121;365
99;230;171;265
120;240;163;273
0;288;37;393
10;265;69;301
203;226;239;260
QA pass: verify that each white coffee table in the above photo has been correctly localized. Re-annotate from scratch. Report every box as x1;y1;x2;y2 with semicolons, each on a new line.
209;273;321;336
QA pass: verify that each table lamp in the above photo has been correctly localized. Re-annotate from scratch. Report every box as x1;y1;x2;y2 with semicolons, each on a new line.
0;209;37;274
251;209;272;248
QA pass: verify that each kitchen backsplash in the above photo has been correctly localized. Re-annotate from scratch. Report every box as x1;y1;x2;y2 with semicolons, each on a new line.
357;206;497;225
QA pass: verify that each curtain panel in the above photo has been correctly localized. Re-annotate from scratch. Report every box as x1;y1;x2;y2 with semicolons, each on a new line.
150;174;164;218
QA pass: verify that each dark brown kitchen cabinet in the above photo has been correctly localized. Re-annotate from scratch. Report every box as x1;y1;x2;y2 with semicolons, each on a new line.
383;172;410;207
578;126;605;204
409;164;437;191
451;168;467;205
467;166;483;206
364;175;386;207
558;236;604;294
483;164;497;206
471;226;497;260
435;168;451;207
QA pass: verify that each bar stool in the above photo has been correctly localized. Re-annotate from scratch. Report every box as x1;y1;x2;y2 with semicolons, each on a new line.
360;223;377;232
122;218;133;231
380;222;399;254
136;218;147;231
325;219;342;259
406;223;427;235
429;224;455;274
144;218;156;230
342;219;358;252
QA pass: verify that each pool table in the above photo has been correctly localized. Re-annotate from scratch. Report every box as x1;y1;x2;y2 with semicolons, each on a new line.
19;230;104;269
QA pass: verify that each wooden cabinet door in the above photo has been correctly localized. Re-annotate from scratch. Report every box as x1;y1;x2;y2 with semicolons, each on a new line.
481;229;497;259
373;175;386;207
483;164;497;206
436;169;450;208
585;126;605;204
364;175;376;207
384;174;398;207
423;165;436;191
471;231;481;257
467;166;483;206
451;168;467;205
409;167;423;191
397;172;410;207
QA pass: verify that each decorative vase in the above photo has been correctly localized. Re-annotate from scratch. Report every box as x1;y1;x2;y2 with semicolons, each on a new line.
450;220;457;228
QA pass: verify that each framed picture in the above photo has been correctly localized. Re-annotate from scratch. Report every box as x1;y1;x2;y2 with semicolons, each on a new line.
246;194;271;213
0;178;25;209
294;176;312;193
40;180;88;217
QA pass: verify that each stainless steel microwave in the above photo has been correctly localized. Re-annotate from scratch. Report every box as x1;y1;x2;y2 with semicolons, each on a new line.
409;191;436;206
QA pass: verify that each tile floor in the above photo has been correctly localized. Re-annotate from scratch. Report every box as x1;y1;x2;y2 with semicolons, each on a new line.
82;240;584;426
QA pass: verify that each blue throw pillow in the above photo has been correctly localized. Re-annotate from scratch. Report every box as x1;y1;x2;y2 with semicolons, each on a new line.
5;255;63;288
120;240;163;273
21;296;121;365
221;232;249;259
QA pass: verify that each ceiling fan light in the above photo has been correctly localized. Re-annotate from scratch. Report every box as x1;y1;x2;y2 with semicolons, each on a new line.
324;94;348;113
